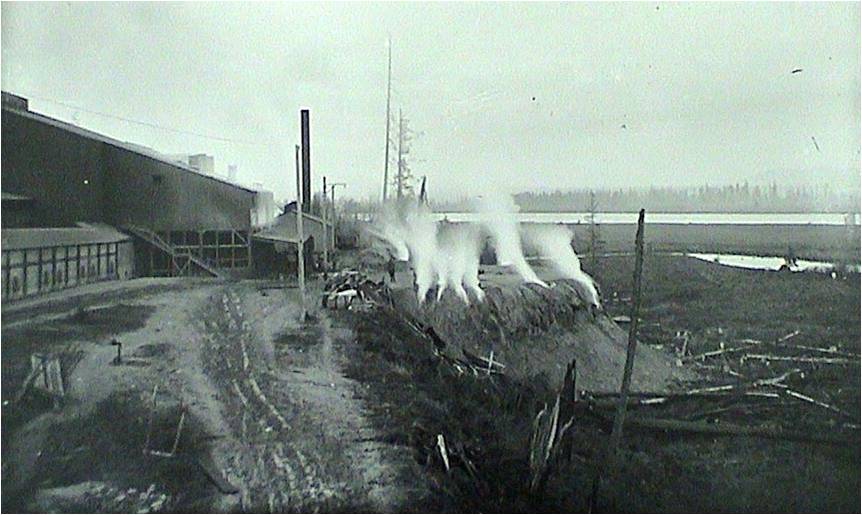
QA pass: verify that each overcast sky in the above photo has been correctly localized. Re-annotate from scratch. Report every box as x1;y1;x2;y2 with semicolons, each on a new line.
2;2;859;202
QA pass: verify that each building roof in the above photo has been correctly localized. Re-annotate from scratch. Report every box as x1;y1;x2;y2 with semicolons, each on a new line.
281;204;331;226
252;210;331;245
1;223;131;250
1;93;263;195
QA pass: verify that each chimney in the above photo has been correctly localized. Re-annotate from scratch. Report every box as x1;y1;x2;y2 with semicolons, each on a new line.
300;109;311;213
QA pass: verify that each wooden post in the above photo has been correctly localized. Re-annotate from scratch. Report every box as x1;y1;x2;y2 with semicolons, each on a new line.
295;144;306;321
610;208;646;447
559;359;577;462
589;209;646;512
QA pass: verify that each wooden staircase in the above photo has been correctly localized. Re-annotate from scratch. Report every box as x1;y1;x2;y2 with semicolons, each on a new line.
123;225;222;278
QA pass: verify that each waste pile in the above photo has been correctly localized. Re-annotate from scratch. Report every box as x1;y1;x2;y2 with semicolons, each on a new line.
324;269;687;392
321;270;392;311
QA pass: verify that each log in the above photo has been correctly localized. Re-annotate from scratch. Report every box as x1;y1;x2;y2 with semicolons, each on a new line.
780;388;857;420
683;344;756;362
742;354;859;365
617;415;855;445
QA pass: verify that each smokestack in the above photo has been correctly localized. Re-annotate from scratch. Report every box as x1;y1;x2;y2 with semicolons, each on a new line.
300;109;311;213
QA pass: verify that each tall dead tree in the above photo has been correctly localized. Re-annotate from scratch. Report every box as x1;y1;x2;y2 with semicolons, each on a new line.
382;39;392;203
587;190;603;270
393;109;417;200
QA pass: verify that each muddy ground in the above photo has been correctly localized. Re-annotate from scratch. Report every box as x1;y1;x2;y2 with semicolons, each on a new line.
1;278;429;513
1;252;860;512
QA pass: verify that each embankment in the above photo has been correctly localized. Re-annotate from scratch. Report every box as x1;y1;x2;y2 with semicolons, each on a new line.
392;279;690;392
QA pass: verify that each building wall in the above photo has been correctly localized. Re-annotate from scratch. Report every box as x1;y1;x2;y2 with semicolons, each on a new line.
101;147;255;231
1;110;107;227
1;239;134;302
2;108;258;232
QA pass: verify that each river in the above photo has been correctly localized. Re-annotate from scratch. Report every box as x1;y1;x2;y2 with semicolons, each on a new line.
431;212;860;225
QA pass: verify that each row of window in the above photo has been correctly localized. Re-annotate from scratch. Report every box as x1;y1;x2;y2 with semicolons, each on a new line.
2;242;126;300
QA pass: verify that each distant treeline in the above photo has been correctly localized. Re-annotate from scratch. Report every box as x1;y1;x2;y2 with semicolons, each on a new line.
429;183;860;213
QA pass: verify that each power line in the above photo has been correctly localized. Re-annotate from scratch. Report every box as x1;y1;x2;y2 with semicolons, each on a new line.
20;92;275;146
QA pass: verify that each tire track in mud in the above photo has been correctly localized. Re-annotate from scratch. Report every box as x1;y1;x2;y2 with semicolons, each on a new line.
201;286;349;512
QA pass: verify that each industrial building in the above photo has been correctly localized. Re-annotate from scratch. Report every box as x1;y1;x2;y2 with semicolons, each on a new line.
252;206;331;278
0;90;318;300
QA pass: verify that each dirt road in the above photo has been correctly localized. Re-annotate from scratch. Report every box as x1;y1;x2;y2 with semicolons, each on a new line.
1;279;424;512
197;282;423;512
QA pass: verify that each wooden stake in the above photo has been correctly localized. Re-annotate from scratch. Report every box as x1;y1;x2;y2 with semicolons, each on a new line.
559;359;577;462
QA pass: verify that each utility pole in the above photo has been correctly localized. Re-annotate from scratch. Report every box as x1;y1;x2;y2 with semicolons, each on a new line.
322;176;328;271
294;144;306;321
382;39;392;204
330;183;346;251
397;108;404;200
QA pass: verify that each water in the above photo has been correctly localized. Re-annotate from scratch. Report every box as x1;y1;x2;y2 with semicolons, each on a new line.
687;253;861;273
431;212;860;225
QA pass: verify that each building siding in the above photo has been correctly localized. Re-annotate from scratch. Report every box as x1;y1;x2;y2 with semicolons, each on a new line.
2;107;258;231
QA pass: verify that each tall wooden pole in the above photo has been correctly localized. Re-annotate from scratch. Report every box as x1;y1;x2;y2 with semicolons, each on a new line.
295;144;306;320
589;209;645;511
382;39;392;203
322;176;328;270
330;183;346;251
610;208;646;445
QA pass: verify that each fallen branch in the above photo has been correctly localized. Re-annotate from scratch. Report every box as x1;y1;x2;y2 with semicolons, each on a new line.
742;354;859;365
589;369;801;408
684;330;802;362
771;343;860;359
778;388;858;420
589;411;855;445
683;344;757;362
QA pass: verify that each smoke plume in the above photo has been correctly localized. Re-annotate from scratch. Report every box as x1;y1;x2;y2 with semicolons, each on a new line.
374;194;603;306
522;224;601;307
475;194;548;287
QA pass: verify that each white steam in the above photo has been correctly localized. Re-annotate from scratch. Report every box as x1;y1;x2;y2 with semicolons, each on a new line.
372;195;599;308
475;194;548;287
522;224;601;307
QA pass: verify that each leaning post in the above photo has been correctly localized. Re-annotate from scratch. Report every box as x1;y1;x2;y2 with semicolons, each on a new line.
610;208;646;448
589;208;646;511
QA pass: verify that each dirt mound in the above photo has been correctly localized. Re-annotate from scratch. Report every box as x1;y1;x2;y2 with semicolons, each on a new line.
392;279;690;392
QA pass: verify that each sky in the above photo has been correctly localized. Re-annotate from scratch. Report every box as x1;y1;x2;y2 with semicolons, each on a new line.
2;2;859;202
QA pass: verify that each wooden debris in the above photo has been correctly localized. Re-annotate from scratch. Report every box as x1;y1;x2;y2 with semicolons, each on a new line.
14;364;43;404
773;344;860;359
29;353;65;399
683;344;756;362
595;413;855;445
558;360;578;462
436;434;451;473
779;388;857;420
742;354;859;365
